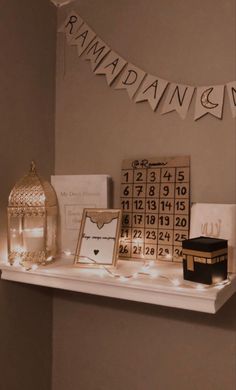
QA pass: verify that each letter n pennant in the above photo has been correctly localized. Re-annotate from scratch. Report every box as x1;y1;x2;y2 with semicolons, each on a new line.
162;83;195;119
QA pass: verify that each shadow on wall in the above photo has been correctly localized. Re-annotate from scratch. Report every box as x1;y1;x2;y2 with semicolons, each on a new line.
53;287;236;332
0;279;53;390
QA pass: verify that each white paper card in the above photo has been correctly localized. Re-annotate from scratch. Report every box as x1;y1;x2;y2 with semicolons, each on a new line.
75;209;121;266
115;63;146;100
190;203;236;272
83;37;110;71
58;11;83;42
135;74;168;111
51;175;112;254
95;50;127;86
194;85;225;120
226;81;236;118
70;23;96;56
162;83;195;119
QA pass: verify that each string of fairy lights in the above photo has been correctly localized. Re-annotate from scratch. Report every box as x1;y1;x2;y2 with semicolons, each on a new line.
9;251;232;291
60;252;232;290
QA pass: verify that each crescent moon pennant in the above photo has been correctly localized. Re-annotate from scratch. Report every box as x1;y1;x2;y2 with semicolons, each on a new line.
200;87;219;109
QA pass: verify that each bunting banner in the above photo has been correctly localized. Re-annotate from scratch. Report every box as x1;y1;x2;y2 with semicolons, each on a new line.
227;81;236;118
135;75;168;111
59;11;83;42
59;11;236;121
95;50;127;86
161;84;195;119
70;22;96;56
84;37;110;71
194;85;225;120
115;63;146;100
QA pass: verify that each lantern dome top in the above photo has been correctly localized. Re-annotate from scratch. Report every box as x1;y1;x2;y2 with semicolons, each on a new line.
8;161;57;208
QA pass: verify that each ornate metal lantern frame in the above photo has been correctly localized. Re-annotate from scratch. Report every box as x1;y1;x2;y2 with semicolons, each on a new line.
7;162;58;266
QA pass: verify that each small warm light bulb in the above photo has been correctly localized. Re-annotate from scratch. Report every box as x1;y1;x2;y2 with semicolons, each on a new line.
98;269;107;278
141;261;151;272
172;278;181;287
212;276;223;285
14;257;22;267
196;284;206;291
64;250;72;256
120;275;128;282
149;270;159;279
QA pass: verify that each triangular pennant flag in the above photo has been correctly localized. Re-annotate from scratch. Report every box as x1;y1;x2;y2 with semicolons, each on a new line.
115;63;146;100
162;84;195;119
58;11;83;43
83;37;110;71
94;51;127;86
135;75;168;111
194;85;225;120
70;23;96;56
226;81;236;118
50;0;72;6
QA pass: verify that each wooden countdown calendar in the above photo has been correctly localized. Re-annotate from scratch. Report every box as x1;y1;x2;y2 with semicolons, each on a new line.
119;156;190;262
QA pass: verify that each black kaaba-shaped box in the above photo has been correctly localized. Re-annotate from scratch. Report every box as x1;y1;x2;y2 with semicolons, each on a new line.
182;236;228;285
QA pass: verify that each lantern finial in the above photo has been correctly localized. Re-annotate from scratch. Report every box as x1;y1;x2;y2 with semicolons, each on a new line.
30;160;36;175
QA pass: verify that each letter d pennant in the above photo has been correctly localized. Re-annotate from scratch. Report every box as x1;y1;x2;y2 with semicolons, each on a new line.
115;63;146;100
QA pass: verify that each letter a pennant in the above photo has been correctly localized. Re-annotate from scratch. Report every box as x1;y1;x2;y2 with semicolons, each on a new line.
135;74;168;111
70;22;96;56
95;51;127;85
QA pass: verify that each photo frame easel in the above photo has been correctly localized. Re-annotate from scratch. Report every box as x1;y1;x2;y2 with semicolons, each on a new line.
74;209;122;267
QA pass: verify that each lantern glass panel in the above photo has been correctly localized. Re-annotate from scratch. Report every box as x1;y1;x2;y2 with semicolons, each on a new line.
22;215;45;252
46;215;57;254
8;215;23;253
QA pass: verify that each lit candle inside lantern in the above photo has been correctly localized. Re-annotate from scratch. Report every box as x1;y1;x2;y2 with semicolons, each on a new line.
23;227;44;252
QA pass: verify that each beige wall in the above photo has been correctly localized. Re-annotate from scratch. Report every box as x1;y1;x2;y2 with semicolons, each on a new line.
0;1;56;389
53;1;236;389
55;0;236;205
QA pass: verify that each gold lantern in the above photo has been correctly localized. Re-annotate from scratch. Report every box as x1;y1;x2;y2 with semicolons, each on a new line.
7;161;58;266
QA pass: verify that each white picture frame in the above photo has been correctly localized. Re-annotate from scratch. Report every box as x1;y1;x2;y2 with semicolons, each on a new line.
74;209;122;267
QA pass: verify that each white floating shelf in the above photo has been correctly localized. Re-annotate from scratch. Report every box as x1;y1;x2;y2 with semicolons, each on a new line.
1;257;236;313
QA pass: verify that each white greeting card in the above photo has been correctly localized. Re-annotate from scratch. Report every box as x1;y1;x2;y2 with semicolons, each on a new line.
190;203;236;272
51;175;112;254
74;209;121;266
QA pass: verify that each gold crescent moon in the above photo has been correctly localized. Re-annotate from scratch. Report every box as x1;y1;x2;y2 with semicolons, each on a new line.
200;87;218;109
